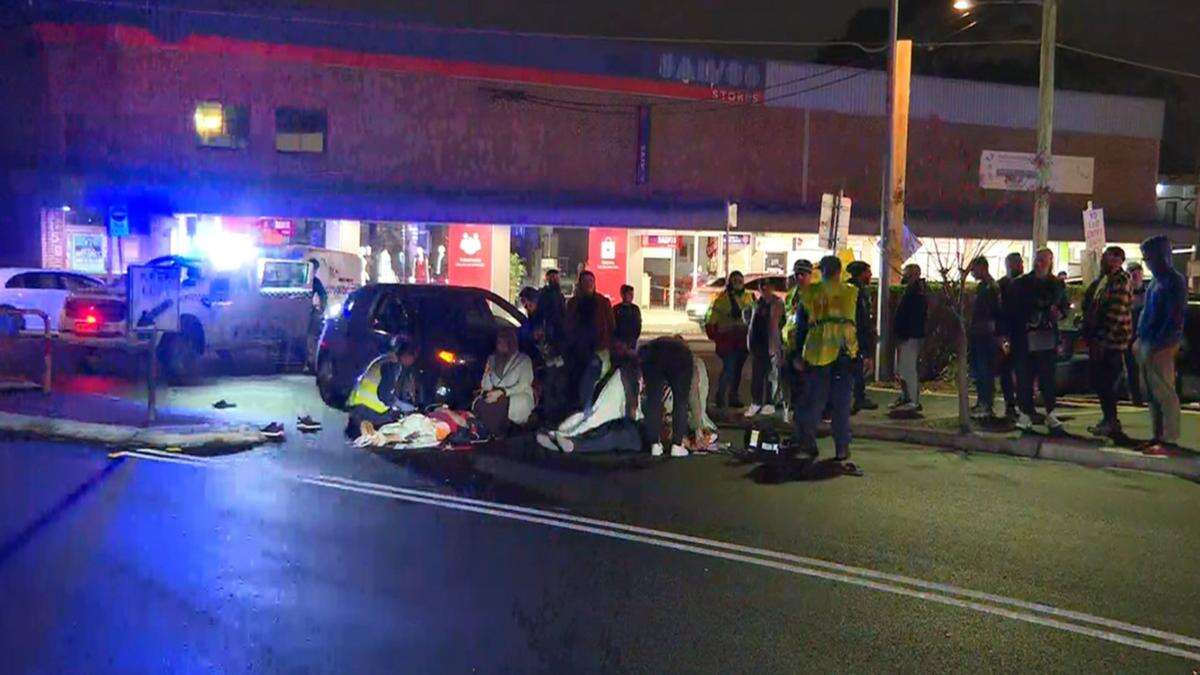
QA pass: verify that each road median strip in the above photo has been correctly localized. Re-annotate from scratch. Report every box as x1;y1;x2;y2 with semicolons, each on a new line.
0;411;267;450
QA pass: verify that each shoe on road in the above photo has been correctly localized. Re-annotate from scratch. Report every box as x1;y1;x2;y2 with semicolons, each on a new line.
1015;413;1034;432
1086;420;1121;438
261;422;285;440
888;397;908;410
213;399;237;409
670;444;689;457
1141;442;1181;457
893;402;921;414
650;442;664;457
970;405;994;420
297;415;322;432
1046;412;1065;431
743;404;762;418
759;404;777;416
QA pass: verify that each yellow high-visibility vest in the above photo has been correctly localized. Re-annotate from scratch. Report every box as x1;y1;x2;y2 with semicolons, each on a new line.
346;354;390;414
799;281;859;366
782;285;803;352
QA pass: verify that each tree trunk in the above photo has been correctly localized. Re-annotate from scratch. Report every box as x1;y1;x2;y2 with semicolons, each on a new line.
955;321;971;434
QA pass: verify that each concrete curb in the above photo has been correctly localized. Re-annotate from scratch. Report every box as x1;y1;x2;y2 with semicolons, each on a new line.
0;411;267;449
850;422;1200;481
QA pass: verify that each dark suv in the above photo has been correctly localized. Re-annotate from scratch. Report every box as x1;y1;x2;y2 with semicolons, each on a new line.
315;284;525;409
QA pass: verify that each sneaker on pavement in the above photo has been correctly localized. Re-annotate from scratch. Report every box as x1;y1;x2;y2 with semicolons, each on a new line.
888;397;907;410
760;404;777;416
743;404;762;418
1086;420;1113;438
650;442;664;457
535;431;558;452
261;422;285;439
1046;413;1065;430
1015;413;1034;431
213;399;237;409
670;444;689;457
1141;442;1181;457
297;415;322;432
893;402;920;414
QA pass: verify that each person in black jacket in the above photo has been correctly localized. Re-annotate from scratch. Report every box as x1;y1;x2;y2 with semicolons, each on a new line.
845;261;878;412
1010;248;1070;432
535;269;567;355
996;252;1025;419
892;264;927;413
638;335;695;457
612;284;642;351
968;257;1003;418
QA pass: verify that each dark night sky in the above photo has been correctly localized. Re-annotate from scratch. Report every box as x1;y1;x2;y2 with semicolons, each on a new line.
234;0;1200;168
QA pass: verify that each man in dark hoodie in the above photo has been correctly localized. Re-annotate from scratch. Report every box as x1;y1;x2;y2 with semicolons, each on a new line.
892;264;927;413
997;252;1025;419
1135;235;1188;455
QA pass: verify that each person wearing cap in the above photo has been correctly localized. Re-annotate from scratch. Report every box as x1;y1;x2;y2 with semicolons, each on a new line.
1080;246;1133;439
845;260;878;412
781;259;814;429
793;256;860;473
1135;235;1187;455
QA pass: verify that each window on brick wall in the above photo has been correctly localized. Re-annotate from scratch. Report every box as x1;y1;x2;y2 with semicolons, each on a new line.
275;107;326;154
193;101;249;149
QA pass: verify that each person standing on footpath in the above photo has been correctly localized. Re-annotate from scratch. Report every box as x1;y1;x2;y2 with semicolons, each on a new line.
997;252;1025;419
1012;248;1070;433
638;335;694;457
536;269;567;356
564;270;615;412
845;261;878;413
705;270;752;410
612;284;642;352
1135;236;1187;455
891;264;928;414
794;256;860;474
781;260;814;429
745;278;785;417
968;257;1003;419
1123;261;1147;406
1080;246;1133;440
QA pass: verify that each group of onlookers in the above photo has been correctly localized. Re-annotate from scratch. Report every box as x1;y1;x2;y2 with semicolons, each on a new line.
964;235;1186;454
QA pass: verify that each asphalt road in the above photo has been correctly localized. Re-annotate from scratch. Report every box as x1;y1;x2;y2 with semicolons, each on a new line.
2;375;1199;672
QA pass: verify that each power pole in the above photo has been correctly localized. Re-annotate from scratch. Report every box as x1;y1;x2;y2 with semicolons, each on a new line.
876;0;911;382
1031;0;1057;250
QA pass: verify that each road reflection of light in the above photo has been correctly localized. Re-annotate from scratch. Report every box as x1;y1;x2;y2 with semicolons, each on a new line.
58;374;138;397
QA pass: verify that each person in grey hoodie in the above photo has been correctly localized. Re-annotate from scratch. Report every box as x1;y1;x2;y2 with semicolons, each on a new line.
745;278;785;417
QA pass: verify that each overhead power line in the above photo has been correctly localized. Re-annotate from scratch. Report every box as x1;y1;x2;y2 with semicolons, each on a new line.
1057;43;1200;81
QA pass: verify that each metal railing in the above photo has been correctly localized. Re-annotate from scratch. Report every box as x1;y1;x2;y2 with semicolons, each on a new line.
0;307;52;393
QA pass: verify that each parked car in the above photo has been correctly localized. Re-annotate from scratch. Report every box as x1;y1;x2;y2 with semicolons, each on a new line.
59;255;316;381
683;273;788;326
315;284;525;410
0;268;108;334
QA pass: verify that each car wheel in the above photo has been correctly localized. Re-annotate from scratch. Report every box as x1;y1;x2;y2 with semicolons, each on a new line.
159;326;202;384
316;356;347;409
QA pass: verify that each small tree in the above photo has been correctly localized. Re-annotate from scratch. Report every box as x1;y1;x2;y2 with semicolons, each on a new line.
928;237;997;433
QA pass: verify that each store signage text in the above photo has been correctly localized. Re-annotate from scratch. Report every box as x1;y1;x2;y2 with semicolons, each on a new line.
447;224;493;290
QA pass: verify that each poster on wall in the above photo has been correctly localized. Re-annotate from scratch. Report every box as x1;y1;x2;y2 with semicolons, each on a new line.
40;208;68;269
588;228;627;301
69;233;107;273
979;150;1094;194
447;224;493;290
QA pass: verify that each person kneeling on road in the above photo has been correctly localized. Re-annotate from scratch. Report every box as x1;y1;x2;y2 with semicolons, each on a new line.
794;256;860;474
345;337;425;438
638;335;695;457
536;343;641;455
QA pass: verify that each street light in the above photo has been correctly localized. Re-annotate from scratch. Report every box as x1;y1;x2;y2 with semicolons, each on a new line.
952;0;1055;250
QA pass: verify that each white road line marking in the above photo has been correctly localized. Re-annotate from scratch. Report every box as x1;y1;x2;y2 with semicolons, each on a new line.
109;450;207;466
314;474;1200;651
303;477;1200;662
105;452;1200;662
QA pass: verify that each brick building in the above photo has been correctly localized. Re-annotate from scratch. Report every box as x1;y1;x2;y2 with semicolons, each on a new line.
0;0;1186;308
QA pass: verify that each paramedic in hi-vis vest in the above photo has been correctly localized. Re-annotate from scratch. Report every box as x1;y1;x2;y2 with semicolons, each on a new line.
345;335;424;437
795;255;861;473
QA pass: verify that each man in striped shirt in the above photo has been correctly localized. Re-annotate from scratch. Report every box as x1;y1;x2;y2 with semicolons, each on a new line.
1081;246;1134;439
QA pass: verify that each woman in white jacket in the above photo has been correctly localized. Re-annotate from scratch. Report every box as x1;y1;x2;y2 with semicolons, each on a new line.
478;328;535;426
